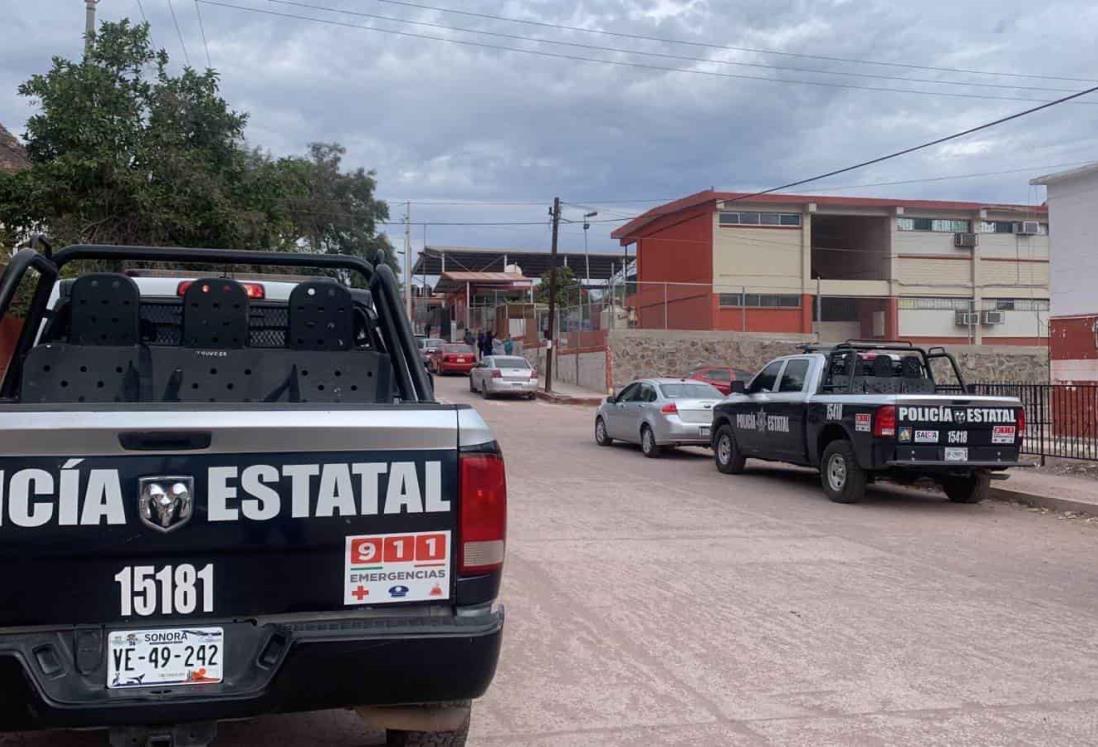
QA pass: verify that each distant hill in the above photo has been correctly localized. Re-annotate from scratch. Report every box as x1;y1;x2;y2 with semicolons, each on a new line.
0;123;29;173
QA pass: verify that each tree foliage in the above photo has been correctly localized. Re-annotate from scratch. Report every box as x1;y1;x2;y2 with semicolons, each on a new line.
535;266;584;307
0;20;395;272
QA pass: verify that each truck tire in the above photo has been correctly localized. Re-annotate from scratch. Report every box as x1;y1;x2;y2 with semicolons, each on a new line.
942;471;990;504
714;424;746;474
595;416;613;446
820;440;866;504
640;425;661;458
386;714;470;747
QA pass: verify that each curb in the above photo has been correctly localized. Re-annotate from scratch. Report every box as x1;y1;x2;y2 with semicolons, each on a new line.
988;486;1098;517
534;390;604;407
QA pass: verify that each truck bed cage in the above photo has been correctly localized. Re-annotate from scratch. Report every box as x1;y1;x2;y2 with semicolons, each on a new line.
0;244;432;403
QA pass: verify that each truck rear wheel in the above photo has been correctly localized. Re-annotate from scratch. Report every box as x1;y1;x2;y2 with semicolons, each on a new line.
942;471;990;504
714;425;746;474
820;440;866;504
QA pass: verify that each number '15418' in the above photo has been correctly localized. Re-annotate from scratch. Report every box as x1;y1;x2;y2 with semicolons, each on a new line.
114;564;214;616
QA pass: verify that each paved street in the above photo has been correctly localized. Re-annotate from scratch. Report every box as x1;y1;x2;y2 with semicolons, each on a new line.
10;373;1098;745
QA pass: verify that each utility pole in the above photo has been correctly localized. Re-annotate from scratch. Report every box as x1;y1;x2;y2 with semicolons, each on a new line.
403;200;413;323
545;197;561;393
84;0;100;55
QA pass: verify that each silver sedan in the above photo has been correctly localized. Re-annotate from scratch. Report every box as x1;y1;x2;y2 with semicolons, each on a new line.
594;378;724;457
470;355;539;399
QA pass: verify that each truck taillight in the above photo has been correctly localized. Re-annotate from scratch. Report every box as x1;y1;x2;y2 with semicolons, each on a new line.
660;403;678;414
459;453;507;575
1016;407;1026;438
874;405;897;438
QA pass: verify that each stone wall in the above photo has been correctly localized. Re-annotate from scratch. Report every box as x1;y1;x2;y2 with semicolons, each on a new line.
606;329;1049;392
607;329;814;392
523;347;607;392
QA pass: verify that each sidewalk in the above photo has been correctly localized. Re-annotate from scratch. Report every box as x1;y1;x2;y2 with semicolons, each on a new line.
534;380;606;406
990;467;1098;516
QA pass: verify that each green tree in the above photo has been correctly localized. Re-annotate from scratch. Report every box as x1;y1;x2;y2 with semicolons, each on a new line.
0;20;393;275
535;266;584;307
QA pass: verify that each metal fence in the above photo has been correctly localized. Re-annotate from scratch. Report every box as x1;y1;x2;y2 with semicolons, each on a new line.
971;382;1098;463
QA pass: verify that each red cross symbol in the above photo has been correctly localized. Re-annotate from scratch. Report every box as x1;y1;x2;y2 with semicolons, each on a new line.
351;585;369;601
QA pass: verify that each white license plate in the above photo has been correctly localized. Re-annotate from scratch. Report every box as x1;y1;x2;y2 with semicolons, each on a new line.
944;447;969;462
699;426;711;437
107;627;223;689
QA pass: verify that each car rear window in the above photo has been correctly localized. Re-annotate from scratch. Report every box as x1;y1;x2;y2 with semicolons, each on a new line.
492;357;529;368
707;370;732;381
660;383;722;399
444;344;474;353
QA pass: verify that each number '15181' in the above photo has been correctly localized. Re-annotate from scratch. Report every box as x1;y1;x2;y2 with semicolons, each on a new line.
114;564;214;616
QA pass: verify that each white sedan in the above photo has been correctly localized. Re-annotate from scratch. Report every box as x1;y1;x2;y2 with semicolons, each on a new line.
470;356;539;399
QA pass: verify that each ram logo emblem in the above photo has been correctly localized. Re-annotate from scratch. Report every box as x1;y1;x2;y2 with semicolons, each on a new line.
138;477;194;533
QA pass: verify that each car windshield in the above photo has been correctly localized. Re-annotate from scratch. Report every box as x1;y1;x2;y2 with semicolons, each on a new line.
660;383;722;399
425;339;445;347
492;357;529;369
444;344;474;353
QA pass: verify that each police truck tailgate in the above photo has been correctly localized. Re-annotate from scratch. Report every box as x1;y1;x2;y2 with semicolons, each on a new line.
891;398;1024;464
0;407;469;627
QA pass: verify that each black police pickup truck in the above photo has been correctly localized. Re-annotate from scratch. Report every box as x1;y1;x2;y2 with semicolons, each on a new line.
711;341;1025;504
0;245;505;746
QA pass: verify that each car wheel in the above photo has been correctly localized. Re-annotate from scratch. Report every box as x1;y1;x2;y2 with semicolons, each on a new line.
481;385;491;399
942;471;990;504
820;440;866;504
386;712;470;747
595;417;613;446
713;424;746;474
640;425;661;458
468;376;475;392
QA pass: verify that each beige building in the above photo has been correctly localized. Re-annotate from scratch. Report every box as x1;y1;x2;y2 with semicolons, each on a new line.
613;190;1049;344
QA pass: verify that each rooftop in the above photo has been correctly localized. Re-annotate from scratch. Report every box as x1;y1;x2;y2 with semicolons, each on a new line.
612;189;1048;244
434;270;533;294
1030;162;1098;186
412;245;625;281
0;123;29;173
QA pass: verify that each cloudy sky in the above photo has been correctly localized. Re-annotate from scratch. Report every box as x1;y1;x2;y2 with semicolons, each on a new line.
2;0;1097;260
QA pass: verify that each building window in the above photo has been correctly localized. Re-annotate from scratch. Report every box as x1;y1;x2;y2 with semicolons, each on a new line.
719;211;802;228
986;298;1050;311
897;297;973;311
719;293;801;308
898;217;971;232
978;221;1048;235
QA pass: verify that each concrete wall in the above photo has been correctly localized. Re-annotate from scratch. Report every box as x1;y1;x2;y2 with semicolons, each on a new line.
899;308;1048;340
606;328;1048;392
523;346;607;392
1045;170;1098;318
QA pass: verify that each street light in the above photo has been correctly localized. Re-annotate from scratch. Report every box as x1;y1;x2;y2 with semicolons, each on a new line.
582;211;597;286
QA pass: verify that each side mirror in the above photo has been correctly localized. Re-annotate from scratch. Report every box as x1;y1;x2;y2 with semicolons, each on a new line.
730;380;746;394
604;396;614;404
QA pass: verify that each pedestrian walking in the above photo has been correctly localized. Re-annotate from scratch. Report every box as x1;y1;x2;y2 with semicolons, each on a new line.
484;330;495;358
464;328;475;348
503;336;514;355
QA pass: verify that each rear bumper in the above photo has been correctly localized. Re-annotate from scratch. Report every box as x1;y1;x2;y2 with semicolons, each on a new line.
439;362;476;374
0;606;503;732
484;379;538;395
652;418;712;446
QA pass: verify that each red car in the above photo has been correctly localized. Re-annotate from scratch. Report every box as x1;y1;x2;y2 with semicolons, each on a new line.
685;366;754;395
430;343;478;375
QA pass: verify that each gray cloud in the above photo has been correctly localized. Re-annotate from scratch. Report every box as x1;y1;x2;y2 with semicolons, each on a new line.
1;0;1096;256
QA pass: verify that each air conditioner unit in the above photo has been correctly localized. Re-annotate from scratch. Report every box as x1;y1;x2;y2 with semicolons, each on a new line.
982;310;1005;325
955;311;979;327
1016;220;1041;235
954;232;978;248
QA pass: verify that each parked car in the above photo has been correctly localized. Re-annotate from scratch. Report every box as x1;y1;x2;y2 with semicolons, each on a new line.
431;343;478;375
470;355;538;399
594;378;724;457
711;341;1025;504
419;336;447;362
686;366;754;396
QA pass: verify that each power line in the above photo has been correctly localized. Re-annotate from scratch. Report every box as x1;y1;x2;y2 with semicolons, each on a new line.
723;84;1098;204
809;158;1098;192
134;0;148;23
197;2;1096;105
364;0;1098;85
268;0;1075;94
167;0;192;65
194;0;213;67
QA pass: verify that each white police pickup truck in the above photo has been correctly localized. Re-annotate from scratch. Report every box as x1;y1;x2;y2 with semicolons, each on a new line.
0;244;506;746
710;341;1025;504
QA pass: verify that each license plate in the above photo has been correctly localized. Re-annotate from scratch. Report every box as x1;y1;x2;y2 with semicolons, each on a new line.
944;447;969;462
699;426;711;437
107;627;223;689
